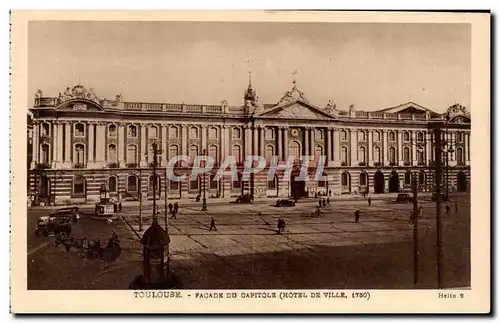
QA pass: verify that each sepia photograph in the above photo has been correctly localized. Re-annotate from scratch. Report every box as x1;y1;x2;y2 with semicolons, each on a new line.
10;10;490;313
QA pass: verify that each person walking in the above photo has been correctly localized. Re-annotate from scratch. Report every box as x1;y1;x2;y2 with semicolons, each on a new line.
174;202;179;214
209;217;217;231
368;197;371;206
168;203;173;215
445;203;451;214
354;210;360;223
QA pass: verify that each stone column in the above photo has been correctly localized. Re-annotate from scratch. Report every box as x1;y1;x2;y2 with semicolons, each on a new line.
259;126;265;156
383;130;389;166
181;125;188;157
244;125;250;159
284;126;289;159
95;123;106;167
333;128;340;163
426;130;433;165
411;131;417;165
31;122;39;168
310;127;315;152
201;125;207;153
327;128;333;164
139;124;147;167
88;123;95;166
51;122;59;168
161;125;168;166
224;126;230;161
278;127;283;161
253;126;259;156
397;130;403;166
465;132;470;162
62;122;72;168
304;127;309;156
350;128;358;166
367;130;373;166
118;124;125;167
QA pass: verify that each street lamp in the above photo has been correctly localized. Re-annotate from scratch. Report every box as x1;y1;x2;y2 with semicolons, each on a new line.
201;148;208;211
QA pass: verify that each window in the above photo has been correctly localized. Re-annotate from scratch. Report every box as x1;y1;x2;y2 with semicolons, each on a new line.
41;123;50;136
389;147;396;163
232;173;242;189
148;126;158;139
108;124;117;137
373;131;381;142
341;146;348;163
340;130;348;141
209;174;218;190
403;131;410;142
108;176;117;192
456;147;464;164
315;129;323;140
74;144;85;164
314;145;323;160
169;145;179;160
417;132;424;143
388;131;396;142
358;146;366;163
265;145;274;162
127;145;137;164
359;173;367;186
209;145;218;164
169;126;179;139
403;147;410;163
41;144;50;164
373;146;381;163
267;175;278;190
209;127;218;139
457;132;464;143
127;175;138;192
358;130;366;142
128;125;138;138
289;141;300;161
189;145;199;164
232;127;241;139
404;172;411;185
265;128;274;140
72;176;85;195
189;126;199;139
169;180;179;191
232;145;242;164
190;176;200;190
108;144;117;162
417;149;425;164
74;123;85;137
341;172;350;187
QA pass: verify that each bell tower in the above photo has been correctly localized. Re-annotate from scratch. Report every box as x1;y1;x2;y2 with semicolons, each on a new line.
244;71;257;114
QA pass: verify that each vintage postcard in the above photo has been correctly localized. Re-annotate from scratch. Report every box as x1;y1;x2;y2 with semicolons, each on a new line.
10;11;490;314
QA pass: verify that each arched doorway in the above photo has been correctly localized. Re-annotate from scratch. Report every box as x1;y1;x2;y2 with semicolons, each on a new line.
290;170;306;198
419;171;426;191
457;171;467;192
341;171;351;194
359;172;368;194
39;174;50;198
374;171;385;194
389;171;400;193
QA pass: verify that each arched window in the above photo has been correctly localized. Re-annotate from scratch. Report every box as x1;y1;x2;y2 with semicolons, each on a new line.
315;129;323;140
41;122;50;136
417;132;424;143
169;145;179;160
233;127;242;139
127;175;138;192
388;131;396;142
189;145;199;164
318;172;327;188
373;146;381;163
358;130;366;142
289;141;300;161
341;146;348;163
267;174;278;190
108;176;118;192
417;148;425;164
456;147;464;164
209;127;218;139
72;176;86;196
265;145;274;162
108;144;117;162
209;174;219;190
41;144;50;164
341;172;350;187
232;145;242;164
358;146;366;163
127;145;137;164
108;124;117;137
404;172;411;185
314;145;323;160
169;126;179;139
128;125;137;138
148;125;158;139
457;132;464;143
74;123;85;137
189;126;199;139
359;172;367;186
403;147;410;163
373;131;381;142
389;147;396;163
209;145;218;164
74;144;85;165
340;129;348;141
403;131;410;142
265;128;274;140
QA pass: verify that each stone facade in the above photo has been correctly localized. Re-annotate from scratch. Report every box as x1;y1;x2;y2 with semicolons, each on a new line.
28;83;471;205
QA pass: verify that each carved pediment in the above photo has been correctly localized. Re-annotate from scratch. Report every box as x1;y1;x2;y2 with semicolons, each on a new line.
260;102;334;120
447;103;471;120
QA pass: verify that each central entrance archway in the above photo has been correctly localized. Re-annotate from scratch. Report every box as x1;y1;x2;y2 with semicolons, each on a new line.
389;171;400;193
374;171;385;194
457;171;467;192
290;171;306;198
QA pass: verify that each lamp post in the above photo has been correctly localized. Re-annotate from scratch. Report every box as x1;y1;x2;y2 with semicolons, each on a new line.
139;168;143;232
151;142;158;223
201;148;207;211
411;172;419;286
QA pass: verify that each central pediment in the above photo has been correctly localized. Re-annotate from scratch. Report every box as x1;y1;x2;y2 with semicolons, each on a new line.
259;101;335;120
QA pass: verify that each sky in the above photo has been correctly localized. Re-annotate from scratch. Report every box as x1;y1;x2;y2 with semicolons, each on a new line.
28;21;471;112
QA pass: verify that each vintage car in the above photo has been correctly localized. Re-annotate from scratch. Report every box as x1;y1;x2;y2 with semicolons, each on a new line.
396;193;414;203
53;206;81;223
235;194;253;204
276;199;296;207
35;214;72;236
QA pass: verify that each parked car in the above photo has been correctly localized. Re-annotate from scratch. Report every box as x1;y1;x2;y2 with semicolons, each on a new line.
53;206;81;223
396;193;414;203
235;194;253;204
35;214;72;236
276;199;296;207
432;193;448;201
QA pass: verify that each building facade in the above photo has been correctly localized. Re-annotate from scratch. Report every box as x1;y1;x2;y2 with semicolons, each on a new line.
28;82;471;205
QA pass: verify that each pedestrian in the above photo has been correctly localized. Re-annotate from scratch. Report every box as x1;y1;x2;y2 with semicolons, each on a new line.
174;202;179;214
368;197;371;206
354;210;360;223
329;189;332;197
445;204;451;214
209;217;217;231
318;200;322;208
277;218;282;234
326;197;330;206
168;203;173;215
170;209;177;219
118;192;123;211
